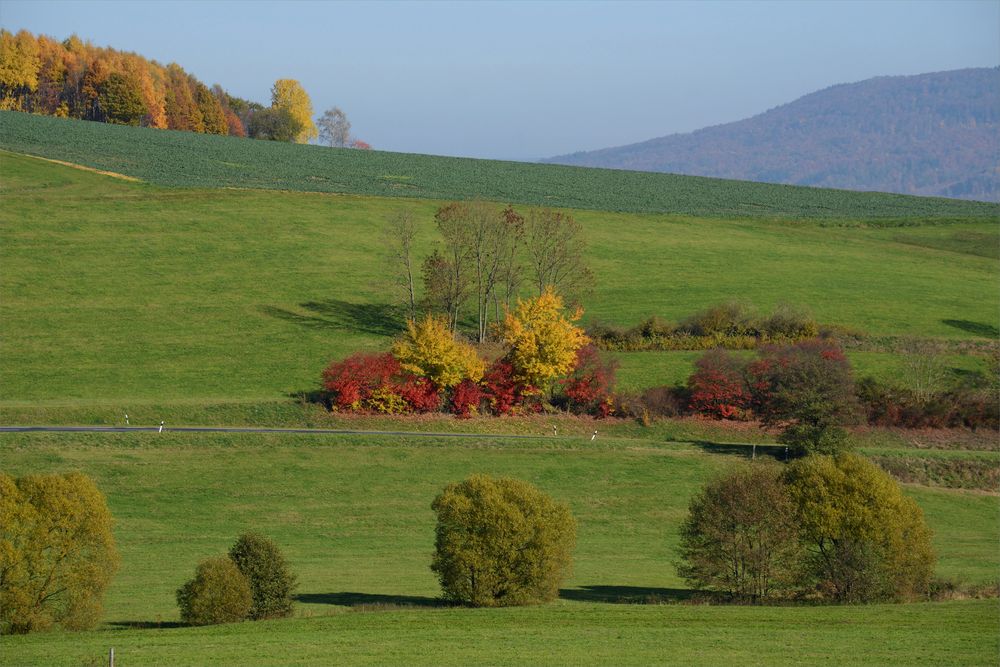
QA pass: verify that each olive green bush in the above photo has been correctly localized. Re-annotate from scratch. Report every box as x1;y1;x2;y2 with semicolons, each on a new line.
783;453;935;602
229;532;297;620
0;472;119;634
431;474;576;607
176;556;252;625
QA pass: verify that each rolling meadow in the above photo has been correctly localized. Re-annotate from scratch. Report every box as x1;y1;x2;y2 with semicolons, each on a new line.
1;112;998;665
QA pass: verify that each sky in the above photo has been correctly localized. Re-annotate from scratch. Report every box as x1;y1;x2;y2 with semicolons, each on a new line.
1;0;997;160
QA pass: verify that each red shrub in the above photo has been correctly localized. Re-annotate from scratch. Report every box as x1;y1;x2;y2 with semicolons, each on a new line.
687;349;751;419
322;353;401;410
398;376;442;413
560;344;618;417
450;379;484;418
482;359;532;415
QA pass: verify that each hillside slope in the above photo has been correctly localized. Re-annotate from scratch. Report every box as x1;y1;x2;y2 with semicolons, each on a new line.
545;68;1000;202
2;110;998;220
2;153;997;406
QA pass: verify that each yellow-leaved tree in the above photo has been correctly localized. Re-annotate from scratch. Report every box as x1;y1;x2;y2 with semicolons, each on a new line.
500;287;588;389
392;314;485;388
270;78;317;143
0;472;119;634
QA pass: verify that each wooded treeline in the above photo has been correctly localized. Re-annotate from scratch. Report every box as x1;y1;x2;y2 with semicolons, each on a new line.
0;29;316;142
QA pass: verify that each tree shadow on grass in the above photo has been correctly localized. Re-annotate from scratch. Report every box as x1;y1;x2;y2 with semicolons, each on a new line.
261;300;405;337
560;585;697;604
690;441;790;462
942;319;999;339
295;592;445;608
108;620;186;630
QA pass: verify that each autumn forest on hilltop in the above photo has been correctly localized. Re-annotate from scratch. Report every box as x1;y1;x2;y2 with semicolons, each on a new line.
0;28;369;147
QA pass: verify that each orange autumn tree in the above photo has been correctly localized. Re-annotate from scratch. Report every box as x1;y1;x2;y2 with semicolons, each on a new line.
499;288;588;390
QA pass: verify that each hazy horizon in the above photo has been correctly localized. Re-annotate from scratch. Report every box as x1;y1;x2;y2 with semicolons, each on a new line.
2;0;997;160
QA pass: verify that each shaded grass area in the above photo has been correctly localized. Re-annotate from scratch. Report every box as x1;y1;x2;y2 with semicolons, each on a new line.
3;600;997;666
3;153;997;407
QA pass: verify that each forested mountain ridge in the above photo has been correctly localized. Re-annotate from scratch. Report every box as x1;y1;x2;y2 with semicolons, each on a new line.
545;68;1000;202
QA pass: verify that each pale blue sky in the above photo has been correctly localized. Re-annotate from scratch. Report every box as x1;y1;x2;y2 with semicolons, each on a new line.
1;0;997;160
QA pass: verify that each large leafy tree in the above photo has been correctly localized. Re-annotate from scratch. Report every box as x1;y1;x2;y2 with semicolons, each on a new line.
677;463;802;602
783;453;935;602
98;72;147;125
270;78;317;143
748;339;860;454
0;29;40;110
0;472;119;634
228;532;297;620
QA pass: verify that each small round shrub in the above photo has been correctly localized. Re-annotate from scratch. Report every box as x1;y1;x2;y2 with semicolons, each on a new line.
176;557;252;625
431;474;576;607
228;532;297;620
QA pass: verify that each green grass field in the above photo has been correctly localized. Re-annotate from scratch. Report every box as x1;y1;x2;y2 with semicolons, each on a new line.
1;432;997;665
2;150;996;412
1;115;998;665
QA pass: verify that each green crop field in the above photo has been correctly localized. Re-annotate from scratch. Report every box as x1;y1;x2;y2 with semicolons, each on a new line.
0;432;997;666
3;110;999;219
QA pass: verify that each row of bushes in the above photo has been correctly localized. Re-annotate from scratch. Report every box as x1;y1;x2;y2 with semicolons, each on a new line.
175;458;942;622
322;291;618;419
857;378;999;429
322;344;618;419
613;343;998;433
588;302;820;352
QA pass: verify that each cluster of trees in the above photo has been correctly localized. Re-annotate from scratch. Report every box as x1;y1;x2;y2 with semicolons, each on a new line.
323;290;616;418
383;202;593;343
0;29;372;148
177;532;297;626
678;454;935;603
0;472;118;634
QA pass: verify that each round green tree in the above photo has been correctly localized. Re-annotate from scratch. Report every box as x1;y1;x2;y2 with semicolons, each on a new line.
176;557;252;625
783;453;935;602
431;474;576;607
228;532;297;620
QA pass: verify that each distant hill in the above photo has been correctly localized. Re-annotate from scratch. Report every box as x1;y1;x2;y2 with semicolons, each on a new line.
544;68;1000;202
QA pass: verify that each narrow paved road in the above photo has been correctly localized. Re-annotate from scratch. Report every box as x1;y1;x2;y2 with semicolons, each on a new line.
0;425;551;439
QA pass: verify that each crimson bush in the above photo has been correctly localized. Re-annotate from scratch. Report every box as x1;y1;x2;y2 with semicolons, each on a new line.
687;349;751;419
